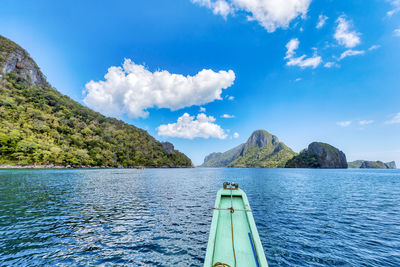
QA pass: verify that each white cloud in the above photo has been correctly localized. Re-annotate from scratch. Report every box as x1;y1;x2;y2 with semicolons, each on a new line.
221;114;235;118
193;0;233;18
316;14;328;29
324;61;338;68
226;95;235;100
359;120;374;125
83;59;235;118
191;0;312;32
285;38;299;58
334;16;361;48
368;45;380;51
157;113;227;139
394;28;400;36
200;107;206;112
339;49;365;60
337;121;352;127
233;132;239;138
385;113;400;124
284;38;322;68
295;78;302;82
387;0;400;16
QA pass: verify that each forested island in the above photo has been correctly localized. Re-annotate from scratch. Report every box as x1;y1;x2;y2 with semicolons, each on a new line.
0;35;192;168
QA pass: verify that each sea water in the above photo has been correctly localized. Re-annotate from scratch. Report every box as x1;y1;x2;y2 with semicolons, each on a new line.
1;168;399;266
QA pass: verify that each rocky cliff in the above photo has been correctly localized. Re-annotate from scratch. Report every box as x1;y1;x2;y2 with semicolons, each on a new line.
0;38;46;87
201;130;296;168
0;35;192;167
386;161;397;169
285;142;348;168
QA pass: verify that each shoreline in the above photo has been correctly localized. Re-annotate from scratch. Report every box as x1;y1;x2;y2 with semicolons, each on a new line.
0;164;193;169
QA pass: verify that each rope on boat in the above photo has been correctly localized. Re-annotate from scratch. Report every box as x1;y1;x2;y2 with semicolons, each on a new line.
230;206;237;267
212;183;237;267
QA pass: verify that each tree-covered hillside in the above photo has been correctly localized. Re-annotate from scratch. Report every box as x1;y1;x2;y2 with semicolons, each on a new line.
201;130;297;168
0;35;192;167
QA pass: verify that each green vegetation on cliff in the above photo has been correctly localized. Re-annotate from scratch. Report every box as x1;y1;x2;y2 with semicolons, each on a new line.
348;160;396;169
285;142;347;169
201;144;244;167
0;35;192;167
347;160;364;168
201;130;297;168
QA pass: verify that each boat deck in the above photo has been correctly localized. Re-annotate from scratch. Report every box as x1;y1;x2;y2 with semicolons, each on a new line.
213;194;257;266
204;188;268;267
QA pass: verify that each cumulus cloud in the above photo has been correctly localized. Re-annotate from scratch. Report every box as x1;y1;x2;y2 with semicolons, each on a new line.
83;59;235;118
316;14;328;29
339;49;365;60
284;38;322;68
233;132;239;138
200;107;206;112
334;16;361;48
221;114;235;118
337;121;352;127
191;0;311;32
226;95;235;100
385;113;400;124
359;120;374;125
394;28;400;36
157;113;227;139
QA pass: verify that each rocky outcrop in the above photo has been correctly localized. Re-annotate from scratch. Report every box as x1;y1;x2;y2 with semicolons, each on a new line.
285;142;348;168
201;130;296;168
0;36;46;87
161;142;175;155
386;161;397;169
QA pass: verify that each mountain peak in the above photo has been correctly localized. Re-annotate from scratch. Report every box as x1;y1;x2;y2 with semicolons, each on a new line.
246;130;274;148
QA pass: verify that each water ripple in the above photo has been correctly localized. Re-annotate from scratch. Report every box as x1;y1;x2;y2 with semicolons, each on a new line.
0;168;400;266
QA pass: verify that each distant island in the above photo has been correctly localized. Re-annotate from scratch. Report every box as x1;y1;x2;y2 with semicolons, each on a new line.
201;130;349;168
202;130;396;169
348;160;396;169
0;35;192;168
201;130;296;168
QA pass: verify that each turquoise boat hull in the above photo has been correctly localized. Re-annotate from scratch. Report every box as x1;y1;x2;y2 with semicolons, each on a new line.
204;187;268;267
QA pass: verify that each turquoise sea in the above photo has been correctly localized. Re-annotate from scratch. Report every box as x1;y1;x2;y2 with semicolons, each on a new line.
1;168;399;266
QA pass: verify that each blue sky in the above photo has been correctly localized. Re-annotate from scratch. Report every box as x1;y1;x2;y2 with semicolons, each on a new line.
1;0;399;165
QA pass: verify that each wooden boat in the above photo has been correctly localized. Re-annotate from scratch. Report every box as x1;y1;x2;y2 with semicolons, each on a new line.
204;182;268;267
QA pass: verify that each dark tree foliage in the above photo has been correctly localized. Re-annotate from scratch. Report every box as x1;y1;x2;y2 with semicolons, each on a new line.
285;152;321;168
